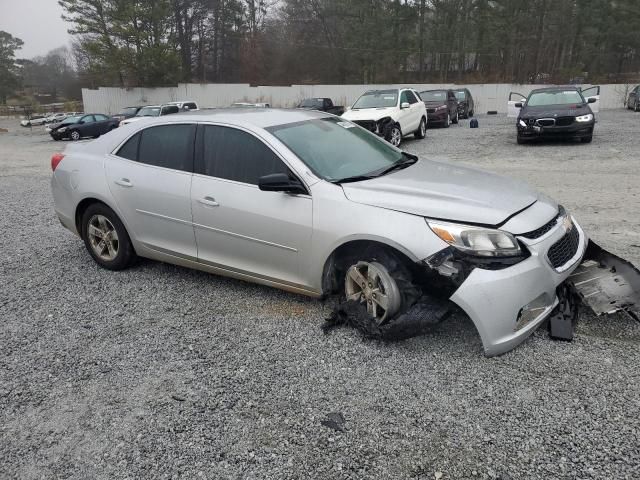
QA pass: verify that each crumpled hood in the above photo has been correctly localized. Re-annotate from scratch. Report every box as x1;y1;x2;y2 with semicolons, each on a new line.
342;107;396;122
341;159;541;226
520;103;592;118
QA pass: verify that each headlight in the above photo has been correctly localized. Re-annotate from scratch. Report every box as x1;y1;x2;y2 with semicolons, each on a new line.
58;127;67;132
435;105;447;111
427;220;522;257
575;113;593;122
518;119;527;127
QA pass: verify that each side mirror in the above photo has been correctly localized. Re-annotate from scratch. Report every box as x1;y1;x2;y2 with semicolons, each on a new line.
400;102;410;109
258;173;307;194
514;102;523;108
587;97;597;104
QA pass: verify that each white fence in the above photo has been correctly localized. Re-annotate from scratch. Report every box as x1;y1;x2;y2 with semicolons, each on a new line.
82;83;631;115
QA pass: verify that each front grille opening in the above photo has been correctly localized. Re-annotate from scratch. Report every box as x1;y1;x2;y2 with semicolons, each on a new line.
547;226;580;269
520;206;565;240
555;116;574;127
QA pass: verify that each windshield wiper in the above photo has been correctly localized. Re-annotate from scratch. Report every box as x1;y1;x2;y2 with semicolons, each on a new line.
330;153;418;185
330;174;376;184
372;153;418;177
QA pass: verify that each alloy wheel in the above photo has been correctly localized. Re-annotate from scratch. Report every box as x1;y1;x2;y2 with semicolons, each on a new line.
345;261;402;324
390;127;402;147
87;214;119;261
420;120;426;137
71;130;80;141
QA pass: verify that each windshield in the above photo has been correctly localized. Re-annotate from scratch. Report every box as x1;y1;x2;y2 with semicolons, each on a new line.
119;107;139;116
268;117;404;182
454;90;466;101
299;98;323;108
136;107;161;117
421;90;448;102
61;115;81;124
352;90;398;109
527;90;584;106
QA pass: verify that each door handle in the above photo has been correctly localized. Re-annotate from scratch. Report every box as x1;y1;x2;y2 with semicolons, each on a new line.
198;196;219;207
115;178;133;187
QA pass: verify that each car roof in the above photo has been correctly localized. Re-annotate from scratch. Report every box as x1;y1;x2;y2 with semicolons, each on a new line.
164;108;331;128
529;86;581;94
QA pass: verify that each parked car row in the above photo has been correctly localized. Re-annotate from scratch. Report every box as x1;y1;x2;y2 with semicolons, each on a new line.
20;112;82;127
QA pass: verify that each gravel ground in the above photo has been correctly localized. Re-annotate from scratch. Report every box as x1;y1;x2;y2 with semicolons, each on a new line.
1;112;639;480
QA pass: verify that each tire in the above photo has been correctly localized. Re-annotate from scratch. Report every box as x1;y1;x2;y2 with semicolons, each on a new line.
517;136;528;145
414;117;427;139
384;123;402;147
469;109;474;117
70;130;81;141
580;135;593;144
81;203;136;270
342;247;420;326
444;113;451;128
635;100;640;112
452;111;459;124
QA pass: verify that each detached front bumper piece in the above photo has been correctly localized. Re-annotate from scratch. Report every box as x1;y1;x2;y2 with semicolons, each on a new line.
566;241;640;320
448;217;588;356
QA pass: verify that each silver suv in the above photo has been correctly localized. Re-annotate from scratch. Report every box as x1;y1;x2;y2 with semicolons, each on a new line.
50;109;587;356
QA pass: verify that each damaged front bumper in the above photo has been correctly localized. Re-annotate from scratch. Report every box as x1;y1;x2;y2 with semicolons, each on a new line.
426;216;588;356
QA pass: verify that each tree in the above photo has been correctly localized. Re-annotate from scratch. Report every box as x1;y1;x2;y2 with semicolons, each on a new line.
0;31;24;104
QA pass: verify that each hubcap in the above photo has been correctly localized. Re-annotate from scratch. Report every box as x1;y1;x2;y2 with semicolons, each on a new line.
447;114;450;125
390;128;401;146
420;121;426;136
87;214;119;261
71;131;80;140
345;261;402;324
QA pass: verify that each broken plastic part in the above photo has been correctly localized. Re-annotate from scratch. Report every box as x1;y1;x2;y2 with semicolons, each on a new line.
567;241;640;321
322;296;451;342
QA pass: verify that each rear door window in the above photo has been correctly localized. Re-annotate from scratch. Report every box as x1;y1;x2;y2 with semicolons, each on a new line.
123;124;196;171
116;133;140;161
196;125;289;185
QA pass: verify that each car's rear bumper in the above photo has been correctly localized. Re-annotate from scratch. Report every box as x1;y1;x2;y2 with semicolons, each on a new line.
446;217;588;356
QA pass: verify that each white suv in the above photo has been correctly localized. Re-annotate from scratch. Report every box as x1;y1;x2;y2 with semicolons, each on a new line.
341;88;427;147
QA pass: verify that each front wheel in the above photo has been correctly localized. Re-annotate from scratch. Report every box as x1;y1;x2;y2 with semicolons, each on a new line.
70;130;81;141
517;136;528;145
384;123;402;147
343;249;419;326
81;203;136;270
414;117;427;139
444;113;451;128
580;135;593;143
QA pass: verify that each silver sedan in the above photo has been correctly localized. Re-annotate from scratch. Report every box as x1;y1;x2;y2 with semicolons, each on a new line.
50;109;587;356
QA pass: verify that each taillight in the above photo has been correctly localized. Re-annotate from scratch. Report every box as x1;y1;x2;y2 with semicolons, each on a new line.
51;153;65;171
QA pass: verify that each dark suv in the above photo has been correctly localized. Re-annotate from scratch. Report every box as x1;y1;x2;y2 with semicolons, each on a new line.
627;85;639;112
420;89;459;127
454;88;475;118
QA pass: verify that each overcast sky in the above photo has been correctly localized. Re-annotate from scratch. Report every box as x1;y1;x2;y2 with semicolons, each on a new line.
0;0;71;59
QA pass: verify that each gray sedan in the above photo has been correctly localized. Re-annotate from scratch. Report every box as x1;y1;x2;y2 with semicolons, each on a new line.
50;108;588;356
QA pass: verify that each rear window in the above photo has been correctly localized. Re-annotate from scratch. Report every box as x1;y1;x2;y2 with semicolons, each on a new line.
116;125;195;172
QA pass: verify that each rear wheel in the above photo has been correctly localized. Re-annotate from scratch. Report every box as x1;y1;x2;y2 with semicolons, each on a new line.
70;130;81;141
452;111;459;124
81;203;135;270
414;117;427;139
